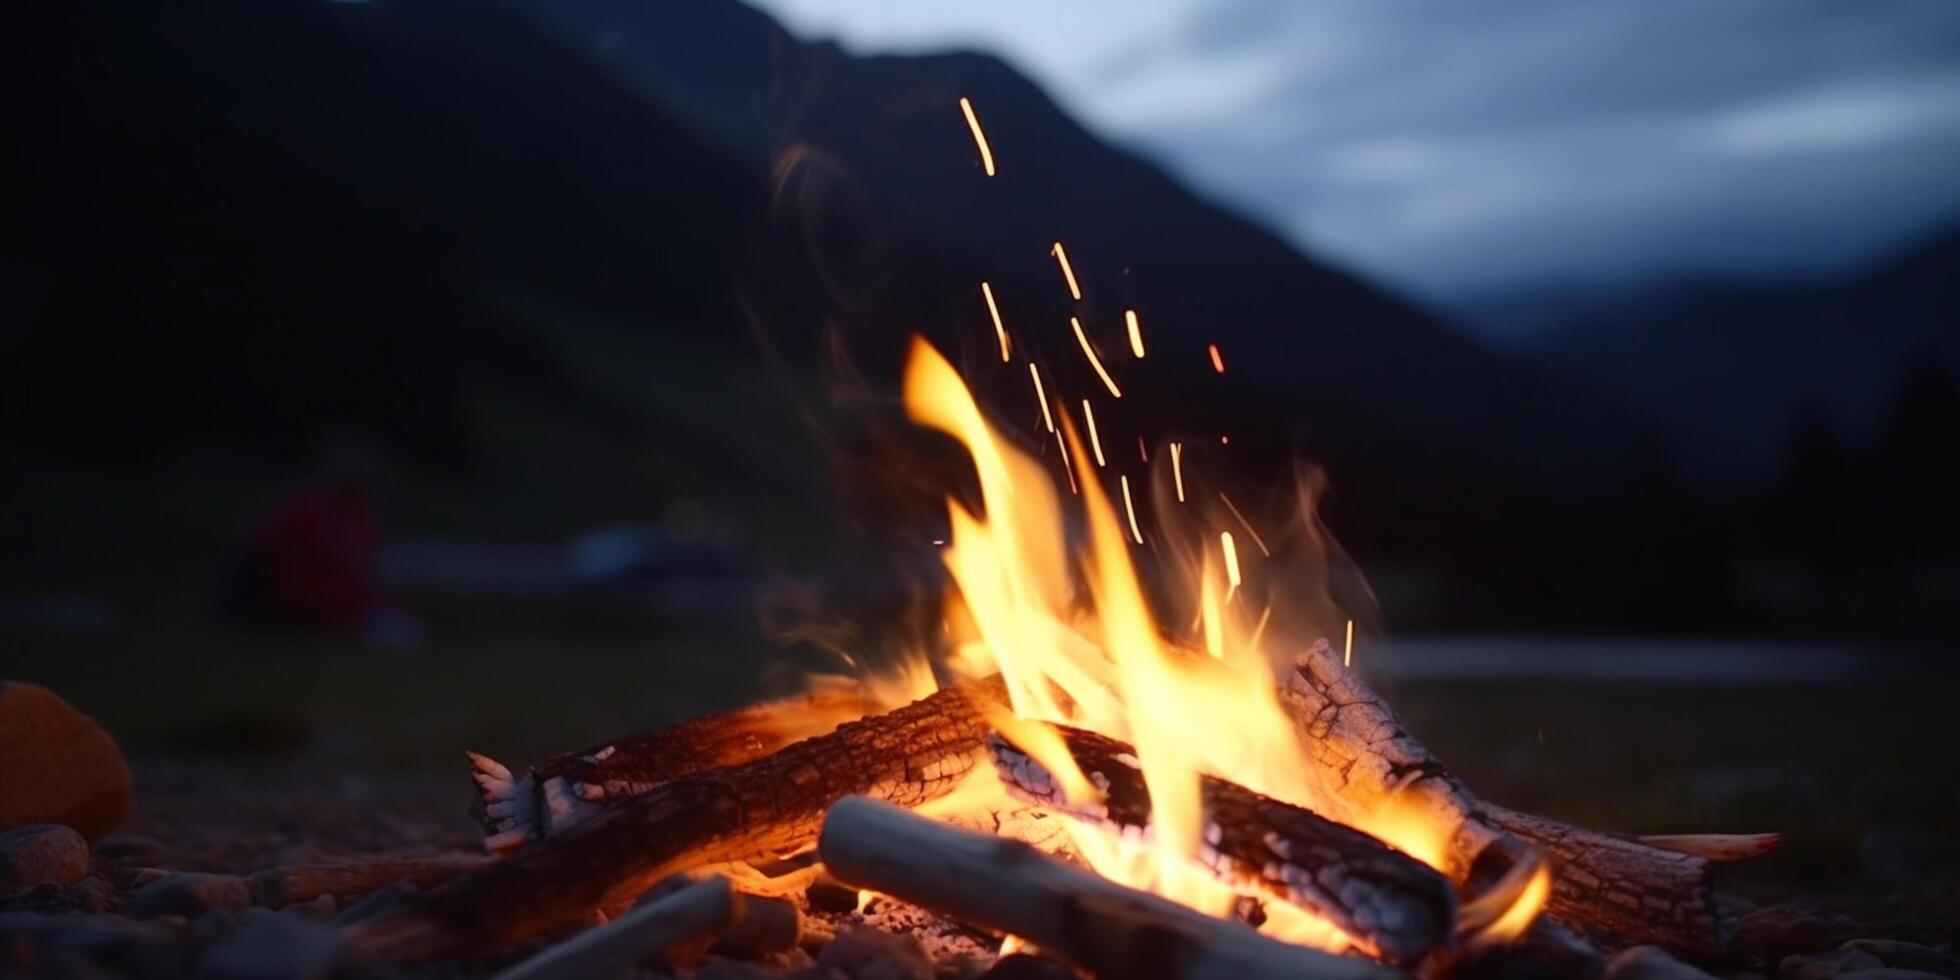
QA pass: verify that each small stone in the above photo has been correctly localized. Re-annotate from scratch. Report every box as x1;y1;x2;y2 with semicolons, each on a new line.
280;894;336;920
1735;909;1865;963
332;880;417;925
806;873;860;913
712;894;801;958
125;872;252;919
1842;941;1960;978
698;956;781;980
89;833;172;866
0;683;133;840
1609;946;1721;980
0;825;90;891
819;926;933;980
978;953;1079;980
59;877;121;914
199;909;341;980
1784;949;1886;980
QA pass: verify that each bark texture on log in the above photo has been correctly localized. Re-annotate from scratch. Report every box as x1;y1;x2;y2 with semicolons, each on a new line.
819;797;1399;980
989;724;1455;965
246;855;493;907
348;679;1003;961
469;688;872;844
1278;641;1726;955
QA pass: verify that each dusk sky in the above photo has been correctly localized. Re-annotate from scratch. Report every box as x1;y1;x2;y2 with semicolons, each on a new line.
752;0;1960;303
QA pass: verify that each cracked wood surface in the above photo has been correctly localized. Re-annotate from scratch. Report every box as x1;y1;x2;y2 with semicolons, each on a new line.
990;723;1457;965
1279;640;1726;955
348;678;1005;961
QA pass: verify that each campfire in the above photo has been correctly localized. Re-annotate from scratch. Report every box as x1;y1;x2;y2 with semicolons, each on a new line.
330;98;1782;978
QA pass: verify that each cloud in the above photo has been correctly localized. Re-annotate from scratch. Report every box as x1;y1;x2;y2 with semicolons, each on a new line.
751;0;1960;301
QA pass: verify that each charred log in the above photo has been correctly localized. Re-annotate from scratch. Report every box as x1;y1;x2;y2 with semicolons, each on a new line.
989;723;1456;965
347;679;1003;961
468;687;873;847
1278;640;1739;954
818;796;1399;980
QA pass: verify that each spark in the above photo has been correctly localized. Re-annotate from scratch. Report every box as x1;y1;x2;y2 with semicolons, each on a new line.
1221;531;1242;595
1137;436;1148;462
1072;317;1123;398
1081;399;1107;467
982;282;1009;361
1207;343;1225;374
1055;429;1080;494
1120;475;1144;544
1216;491;1271;556
1028;363;1055;433
1344;618;1355;668
1051;241;1082;300
959;97;995;177
1170;441;1185;502
1125;309;1145;358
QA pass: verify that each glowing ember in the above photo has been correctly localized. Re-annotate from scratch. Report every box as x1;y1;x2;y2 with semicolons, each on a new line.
1171;441;1186;502
1051;241;1083;300
1120;475;1144;544
1220;531;1242;593
1028;363;1055;433
959;97;996;177
982;282;1009;361
1072;316;1123;398
1344;618;1355;668
1080;399;1108;467
1207;343;1226;374
1125;309;1145;358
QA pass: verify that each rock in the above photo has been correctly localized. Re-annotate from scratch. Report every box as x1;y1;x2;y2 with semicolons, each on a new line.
332;880;417;925
89;833;173;866
0;682;132;840
820;926;934;980
1609;946;1721;980
280;894;336;920
0;825;91;892
1842;941;1960;978
1735;908;1866;963
807;873;861;913
978;953;1079;980
1784;949;1886;980
698;956;783;980
0;911;180;973
712;894;801;958
125;872;253;919
60;877;122;914
199;909;341;980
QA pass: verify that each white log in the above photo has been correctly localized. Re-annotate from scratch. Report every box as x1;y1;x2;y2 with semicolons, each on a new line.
818;797;1399;980
488;876;735;980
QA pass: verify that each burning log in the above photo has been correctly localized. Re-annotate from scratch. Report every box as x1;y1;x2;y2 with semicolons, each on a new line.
468;687;871;848
345;679;1002;961
988;723;1457;965
488;876;737;980
246;855;493;907
818;796;1399;980
1278;640;1756;954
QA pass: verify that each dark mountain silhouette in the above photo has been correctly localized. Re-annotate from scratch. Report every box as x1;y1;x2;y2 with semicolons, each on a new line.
1505;225;1960;486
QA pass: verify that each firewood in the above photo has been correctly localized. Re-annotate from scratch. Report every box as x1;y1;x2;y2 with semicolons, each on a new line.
1636;833;1784;862
817;796;1399;980
345;678;1004;961
468;687;872;847
487;876;736;980
988;723;1456;965
245;855;494;907
1278;640;1741;954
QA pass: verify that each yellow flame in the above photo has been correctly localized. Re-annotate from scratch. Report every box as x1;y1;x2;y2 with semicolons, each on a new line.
959;97;996;177
1072;317;1123;398
1125;309;1145;358
1052;241;1083;300
1207;343;1226;374
1028;363;1054;433
1475;864;1552;944
982;282;1009;361
901;337;1538;952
